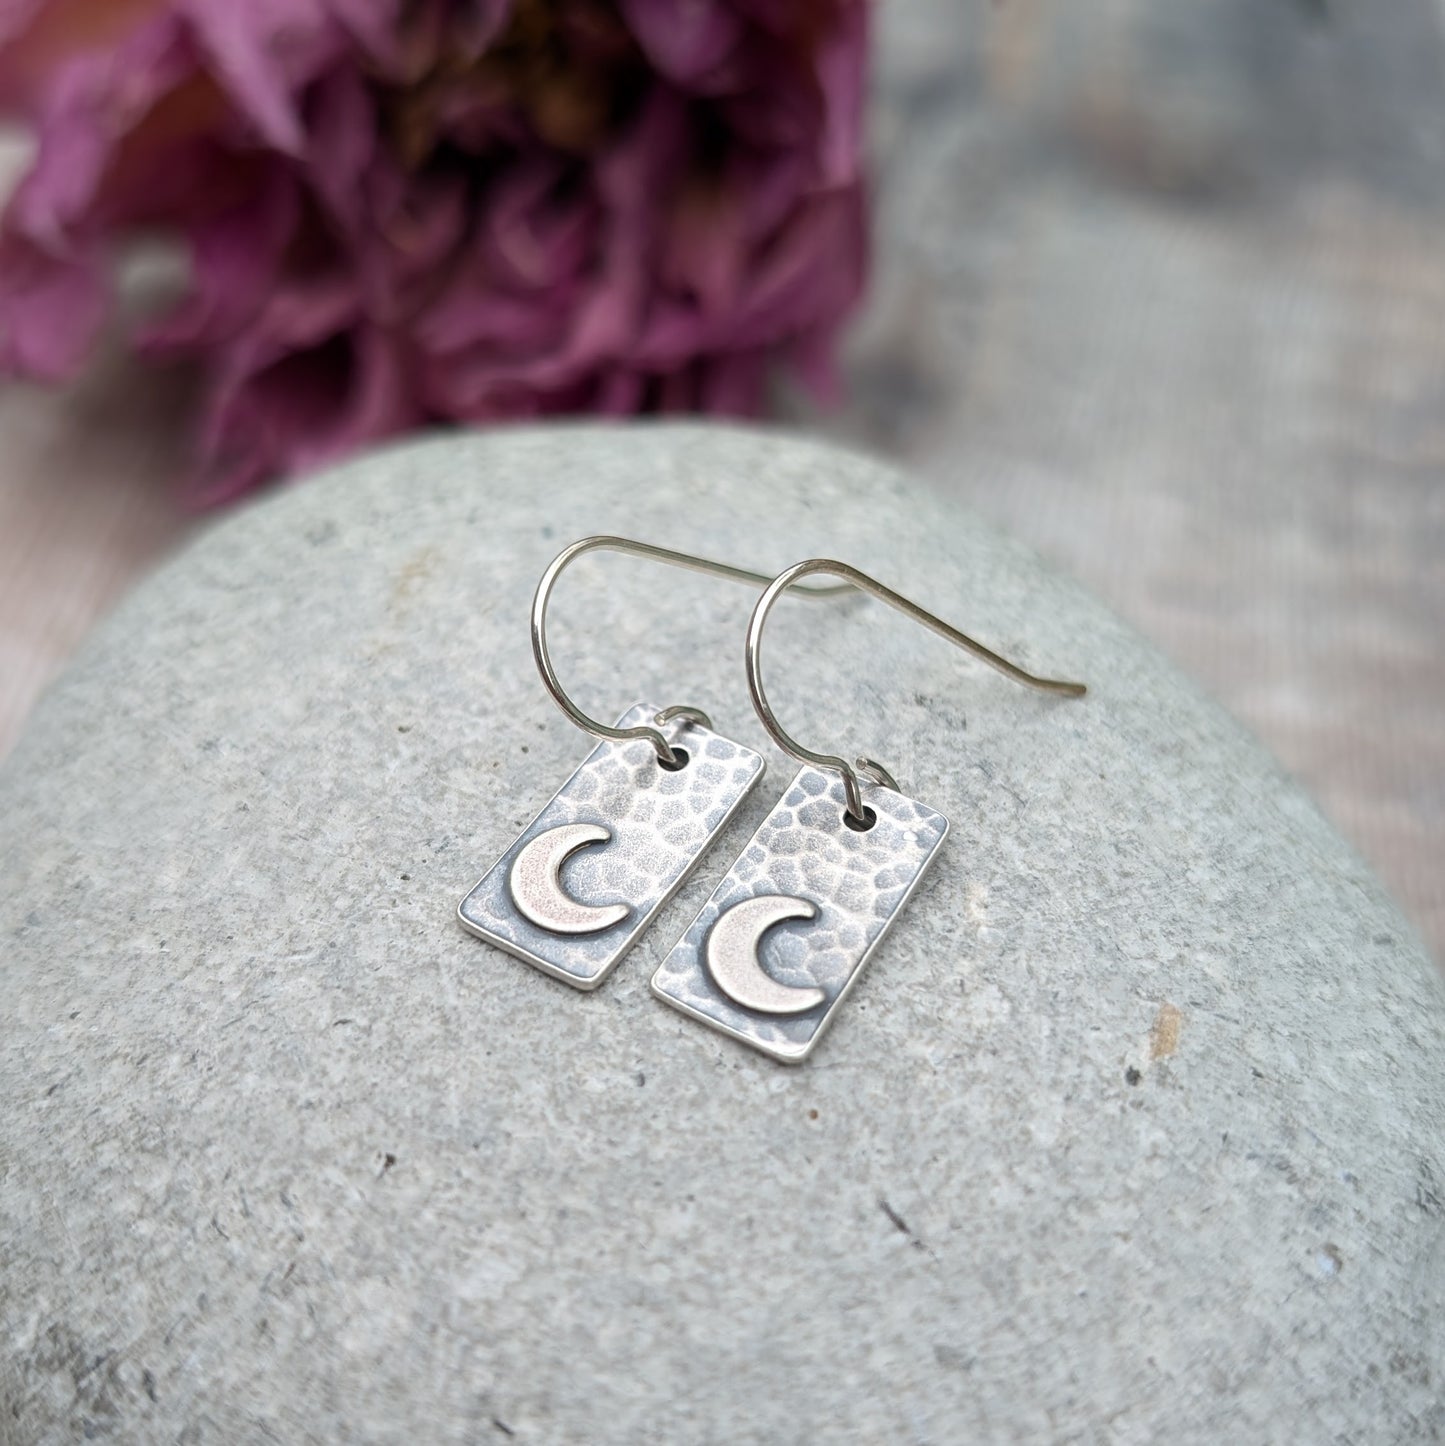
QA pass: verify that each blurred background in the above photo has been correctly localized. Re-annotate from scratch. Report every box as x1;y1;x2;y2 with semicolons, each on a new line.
1;0;1441;959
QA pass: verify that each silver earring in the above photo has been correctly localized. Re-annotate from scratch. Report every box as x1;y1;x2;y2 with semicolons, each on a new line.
651;558;1087;1062
457;537;845;992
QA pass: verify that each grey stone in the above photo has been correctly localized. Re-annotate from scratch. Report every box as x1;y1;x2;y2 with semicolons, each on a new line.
1;423;1441;1444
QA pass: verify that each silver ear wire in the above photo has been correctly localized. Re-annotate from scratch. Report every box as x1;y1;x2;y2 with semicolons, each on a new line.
531;536;851;767
745;558;1088;824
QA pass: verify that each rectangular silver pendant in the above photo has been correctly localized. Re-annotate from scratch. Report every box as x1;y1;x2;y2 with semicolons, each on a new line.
458;703;765;990
650;765;949;1062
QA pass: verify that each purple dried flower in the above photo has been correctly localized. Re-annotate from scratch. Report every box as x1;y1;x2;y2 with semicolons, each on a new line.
0;0;869;503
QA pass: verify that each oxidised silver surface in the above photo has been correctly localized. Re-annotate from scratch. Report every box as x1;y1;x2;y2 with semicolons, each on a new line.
650;765;949;1061
458;703;765;990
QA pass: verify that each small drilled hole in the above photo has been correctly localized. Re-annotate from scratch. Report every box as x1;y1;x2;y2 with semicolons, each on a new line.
657;746;691;773
843;805;878;832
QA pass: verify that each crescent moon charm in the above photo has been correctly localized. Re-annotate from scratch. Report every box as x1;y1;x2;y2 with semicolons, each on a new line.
705;895;825;1015
508;823;630;935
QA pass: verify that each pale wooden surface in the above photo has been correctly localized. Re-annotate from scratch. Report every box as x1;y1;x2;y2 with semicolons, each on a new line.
1;0;1442;958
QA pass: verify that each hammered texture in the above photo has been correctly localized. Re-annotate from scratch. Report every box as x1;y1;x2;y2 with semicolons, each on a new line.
651;765;949;1061
459;703;765;988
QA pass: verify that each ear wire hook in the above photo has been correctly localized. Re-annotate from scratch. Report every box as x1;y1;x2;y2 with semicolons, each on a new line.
533;536;853;767
745;558;1088;823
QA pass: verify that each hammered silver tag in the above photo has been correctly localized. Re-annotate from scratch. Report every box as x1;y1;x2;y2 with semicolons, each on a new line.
650;765;949;1062
458;703;766;990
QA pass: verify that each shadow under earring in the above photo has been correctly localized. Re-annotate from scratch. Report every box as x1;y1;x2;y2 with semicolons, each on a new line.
651;558;1087;1061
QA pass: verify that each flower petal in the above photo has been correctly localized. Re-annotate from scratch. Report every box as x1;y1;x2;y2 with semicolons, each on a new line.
814;0;867;187
7;14;197;243
619;0;742;86
179;0;333;154
0;0;872;502
195;317;416;500
0;233;109;379
139;168;299;352
305;62;376;231
0;0;167;115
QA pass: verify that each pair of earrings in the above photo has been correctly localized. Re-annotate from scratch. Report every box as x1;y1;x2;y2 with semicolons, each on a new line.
458;537;1085;1064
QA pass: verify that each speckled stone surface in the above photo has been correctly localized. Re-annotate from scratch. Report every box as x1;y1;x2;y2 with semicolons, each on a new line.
2;424;1442;1443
